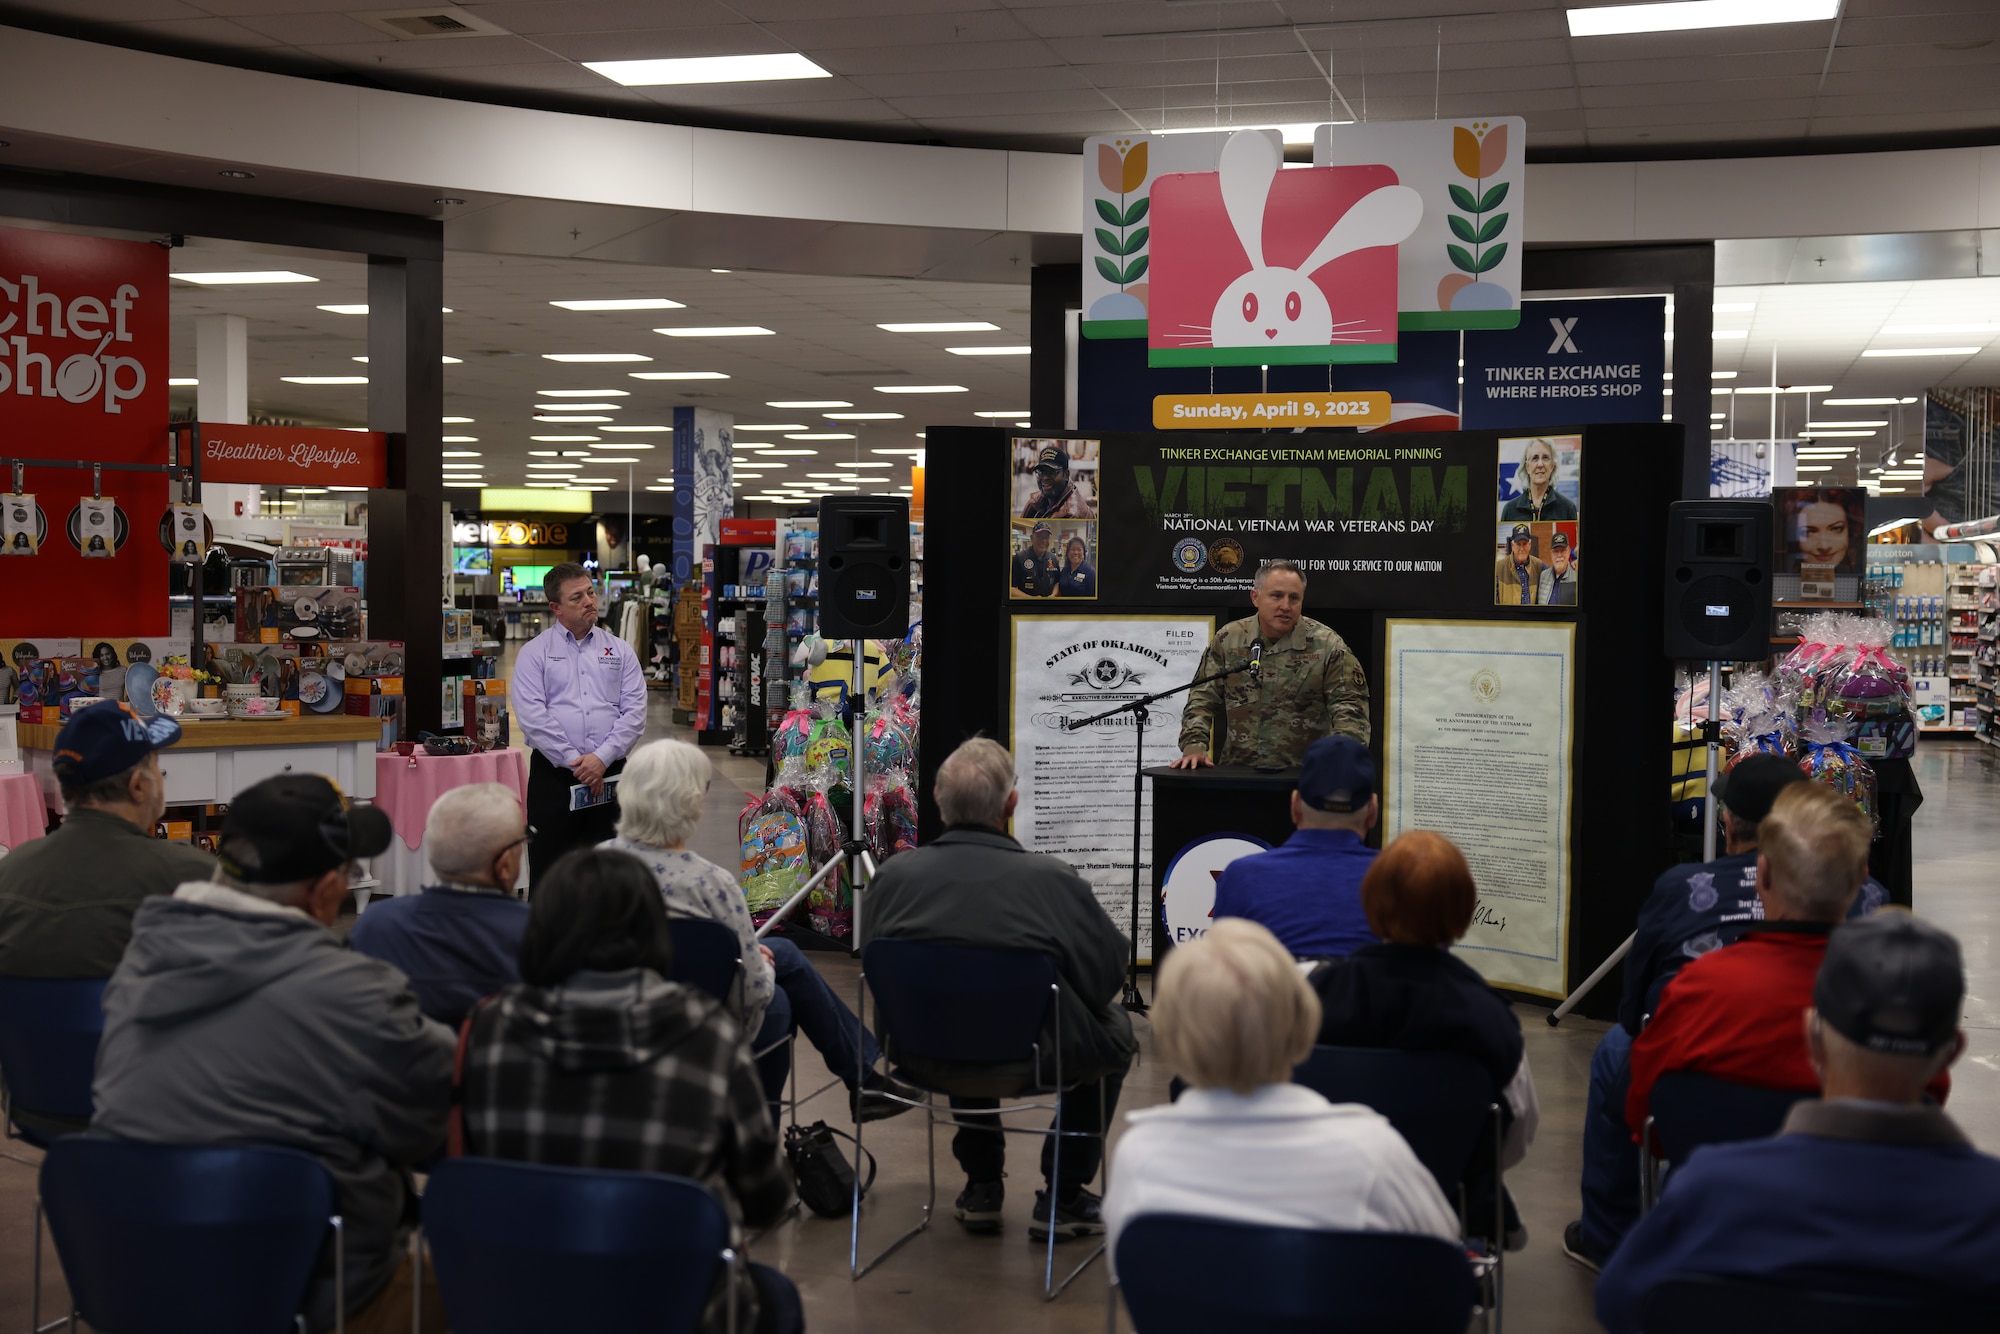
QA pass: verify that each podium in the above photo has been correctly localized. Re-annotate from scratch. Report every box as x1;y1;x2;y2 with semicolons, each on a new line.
1144;766;1298;962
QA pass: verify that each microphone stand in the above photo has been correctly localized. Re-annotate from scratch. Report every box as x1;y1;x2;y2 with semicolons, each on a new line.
1065;658;1261;1013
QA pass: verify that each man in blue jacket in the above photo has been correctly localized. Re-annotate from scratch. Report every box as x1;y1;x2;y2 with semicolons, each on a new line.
1596;914;2000;1331
1211;735;1379;961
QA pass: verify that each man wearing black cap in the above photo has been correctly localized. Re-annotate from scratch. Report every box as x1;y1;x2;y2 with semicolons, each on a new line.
92;774;454;1334
1565;760;1891;1271
0;705;214;981
1211;735;1380;961
1011;521;1060;598
1597;914;2000;1331
1020;441;1096;519
1539;530;1577;605
1493;524;1545;605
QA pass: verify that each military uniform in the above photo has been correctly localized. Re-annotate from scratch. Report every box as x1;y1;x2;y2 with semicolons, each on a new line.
1011;548;1059;597
1177;616;1369;768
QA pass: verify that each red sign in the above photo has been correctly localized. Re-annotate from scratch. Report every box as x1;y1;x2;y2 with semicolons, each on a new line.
719;518;776;545
0;226;169;636
199;423;389;487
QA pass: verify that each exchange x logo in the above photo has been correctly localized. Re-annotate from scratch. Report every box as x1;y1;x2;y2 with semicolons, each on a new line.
1547;316;1580;354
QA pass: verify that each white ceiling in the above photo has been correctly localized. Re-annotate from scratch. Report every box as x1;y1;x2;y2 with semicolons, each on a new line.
5;0;1998;157
167;237;1033;502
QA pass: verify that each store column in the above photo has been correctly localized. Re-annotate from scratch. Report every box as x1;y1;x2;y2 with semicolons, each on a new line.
366;255;446;734
195;313;261;532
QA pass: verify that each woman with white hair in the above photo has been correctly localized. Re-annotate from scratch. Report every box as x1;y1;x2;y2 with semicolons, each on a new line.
605;738;916;1121
1102;918;1458;1259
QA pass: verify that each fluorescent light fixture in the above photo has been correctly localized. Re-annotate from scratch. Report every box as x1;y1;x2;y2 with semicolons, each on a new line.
762;449;818;456
645;486;676;492
442;450;482;457
542;353;651;363
874;385;967;394
1799;430;1876;438
974;410;1031;418
527;462;581;470
592;442;653;450
281;376;367;385
629;371;729;380
551;298;685;311
1796;464;1834;473
824;412;905;421
838;461;893;468
528;450;558;457
534;403;622;411
1804;420;1888;429
1713;302;1755;313
873;448;927;457
534;415;614;423
168;377;198;386
601;425;670;432
586;457;643;465
1712;371;1737;379
1861;346;1981;358
769;400;851;409
1821;398;1901;406
878;321;1000;333
1729;385;1832;394
317;304;451;314
1567;0;1836;37
351;355;461;364
530;435;602;442
443;416;474;424
537;389;629;397
1710;413;1725;420
1711;330;1748;339
174;271;317;285
1156;123;1329;144
947;346;1032;356
584;53;831;87
652;326;774;337
737;424;807;431
787;433;856;440
560;451;594;458
567;477;617;485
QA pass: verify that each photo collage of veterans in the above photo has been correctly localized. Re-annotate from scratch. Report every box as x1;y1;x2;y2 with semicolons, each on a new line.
1009;437;1102;600
1494;434;1581;607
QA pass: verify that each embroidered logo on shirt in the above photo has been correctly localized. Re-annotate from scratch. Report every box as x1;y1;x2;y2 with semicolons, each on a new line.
1686;872;1717;913
1682;930;1722;960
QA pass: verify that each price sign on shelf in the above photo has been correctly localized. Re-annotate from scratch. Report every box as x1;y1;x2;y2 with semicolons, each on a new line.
1151;391;1390;430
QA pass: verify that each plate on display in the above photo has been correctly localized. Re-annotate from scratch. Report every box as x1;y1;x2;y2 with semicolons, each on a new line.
298;670;329;707
125;663;159;717
150;677;184;716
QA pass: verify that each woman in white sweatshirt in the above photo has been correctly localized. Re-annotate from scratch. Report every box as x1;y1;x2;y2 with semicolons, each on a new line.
1103;918;1459;1262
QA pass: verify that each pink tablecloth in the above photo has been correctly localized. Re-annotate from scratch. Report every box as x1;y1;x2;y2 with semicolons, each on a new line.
373;749;529;850
0;771;50;854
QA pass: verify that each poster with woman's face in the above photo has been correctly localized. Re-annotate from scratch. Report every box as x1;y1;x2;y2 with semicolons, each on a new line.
1774;486;1864;583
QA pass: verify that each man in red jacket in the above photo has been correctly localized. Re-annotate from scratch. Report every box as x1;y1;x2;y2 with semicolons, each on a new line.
1626;781;1947;1136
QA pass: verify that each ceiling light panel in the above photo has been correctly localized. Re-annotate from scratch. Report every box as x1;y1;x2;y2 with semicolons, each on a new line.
174;271;317;284
875;385;967;393
768;401;851;409
947;346;1032;356
534;403;622;411
543;353;651;362
584;53;831;87
824;413;905;421
653;326;774;337
551;298;684;311
1567;0;1837;38
537;389;629;397
281;376;367;385
629;371;729;380
879;321;1000;333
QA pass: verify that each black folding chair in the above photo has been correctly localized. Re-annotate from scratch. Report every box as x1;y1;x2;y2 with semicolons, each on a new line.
1639;1071;1810;1210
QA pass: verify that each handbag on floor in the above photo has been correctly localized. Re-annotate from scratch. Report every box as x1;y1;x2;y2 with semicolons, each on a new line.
784;1119;876;1218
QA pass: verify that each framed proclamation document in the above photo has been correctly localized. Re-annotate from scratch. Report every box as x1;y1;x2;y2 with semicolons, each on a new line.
1382;618;1578;997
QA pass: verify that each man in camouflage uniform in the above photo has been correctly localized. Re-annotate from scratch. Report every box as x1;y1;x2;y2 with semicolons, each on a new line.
1171;560;1370;770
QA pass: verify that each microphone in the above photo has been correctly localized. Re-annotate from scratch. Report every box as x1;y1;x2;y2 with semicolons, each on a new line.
1248;638;1263;680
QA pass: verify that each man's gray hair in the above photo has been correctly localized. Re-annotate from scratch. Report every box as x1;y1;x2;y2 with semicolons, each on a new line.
425;782;527;881
616;738;711;849
1254;559;1308;591
935;737;1016;828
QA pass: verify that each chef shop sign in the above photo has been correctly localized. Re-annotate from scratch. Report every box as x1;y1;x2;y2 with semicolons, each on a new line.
198;423;389;487
0;257;150;412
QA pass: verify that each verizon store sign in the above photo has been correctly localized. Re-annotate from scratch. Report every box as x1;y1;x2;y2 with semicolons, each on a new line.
200;423;389;487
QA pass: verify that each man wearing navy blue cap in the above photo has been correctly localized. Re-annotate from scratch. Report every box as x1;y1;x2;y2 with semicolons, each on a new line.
1210;735;1380;961
0;704;213;980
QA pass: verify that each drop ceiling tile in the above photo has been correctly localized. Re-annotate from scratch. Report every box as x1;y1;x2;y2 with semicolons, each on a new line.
462;0;746;34
817;38;1065;76
299;35;567;71
1572;50;1828;85
1585;97;1820;129
1840;12;2000;45
884;88;1116;119
731;0;997;19
1562;27;1835;63
8;0;203;19
848;65;1090;98
1583;76;1822;109
227;11;394;44
762;10;1036;49
627;79;885;110
110;15;287;47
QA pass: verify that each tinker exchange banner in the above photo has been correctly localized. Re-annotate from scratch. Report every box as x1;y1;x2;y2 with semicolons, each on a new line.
1084;429;1510;609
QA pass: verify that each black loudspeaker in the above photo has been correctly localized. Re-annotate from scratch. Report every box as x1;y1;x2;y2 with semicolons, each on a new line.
817;496;911;639
1664;499;1774;661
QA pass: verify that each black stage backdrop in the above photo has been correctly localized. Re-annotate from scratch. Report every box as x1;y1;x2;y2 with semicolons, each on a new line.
921;422;1681;1018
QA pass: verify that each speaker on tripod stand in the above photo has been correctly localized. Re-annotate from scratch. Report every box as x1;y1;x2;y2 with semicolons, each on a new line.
1663;500;1774;662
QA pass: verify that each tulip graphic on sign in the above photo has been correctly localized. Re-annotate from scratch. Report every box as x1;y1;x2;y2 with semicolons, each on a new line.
1439;121;1513;314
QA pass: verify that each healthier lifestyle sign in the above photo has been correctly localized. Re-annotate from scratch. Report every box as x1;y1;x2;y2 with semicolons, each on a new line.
197;423;389;488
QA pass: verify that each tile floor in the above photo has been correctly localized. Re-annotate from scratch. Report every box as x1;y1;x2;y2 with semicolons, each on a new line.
1;698;1995;1333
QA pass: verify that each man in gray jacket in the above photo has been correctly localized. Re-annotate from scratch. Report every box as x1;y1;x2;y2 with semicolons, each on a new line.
862;737;1136;1243
91;774;454;1334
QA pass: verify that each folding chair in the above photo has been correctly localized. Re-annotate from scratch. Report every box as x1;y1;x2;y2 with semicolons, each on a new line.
1640;1273;1993;1334
852;937;1107;1299
423;1157;745;1334
1638;1071;1810;1211
38;1136;343;1334
1291;1045;1505;1332
0;976;107;1155
1112;1215;1476;1334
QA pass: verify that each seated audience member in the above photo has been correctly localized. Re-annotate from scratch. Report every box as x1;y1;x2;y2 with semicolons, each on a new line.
1310;830;1538;1250
863;737;1138;1241
1566;754;1887;1270
1622;782;1946;1163
91;775;453;1334
604;738;915;1121
348;783;530;1026
458;848;799;1334
1210;735;1381;960
0;706;214;979
1103;918;1458;1261
1596;914;2000;1332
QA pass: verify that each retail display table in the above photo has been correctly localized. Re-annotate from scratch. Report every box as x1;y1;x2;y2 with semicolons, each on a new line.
368;748;529;908
18;716;384;809
0;771;49;856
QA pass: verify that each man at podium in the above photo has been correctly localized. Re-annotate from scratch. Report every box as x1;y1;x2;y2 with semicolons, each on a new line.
1170;560;1370;770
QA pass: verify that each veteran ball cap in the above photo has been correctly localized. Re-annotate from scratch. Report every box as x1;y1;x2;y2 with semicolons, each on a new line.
1034;443;1070;472
1298;735;1377;814
1550;531;1571;549
1509;523;1533;542
217;773;394;884
51;704;181;786
1816;913;1964;1057
1711;753;1807;824
1031;521;1053;536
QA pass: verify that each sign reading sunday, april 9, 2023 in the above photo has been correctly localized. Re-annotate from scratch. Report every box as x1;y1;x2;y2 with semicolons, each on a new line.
1382;618;1576;998
1153;392;1390;430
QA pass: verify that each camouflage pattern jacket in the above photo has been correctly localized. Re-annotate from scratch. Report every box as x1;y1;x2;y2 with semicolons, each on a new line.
1176;616;1370;767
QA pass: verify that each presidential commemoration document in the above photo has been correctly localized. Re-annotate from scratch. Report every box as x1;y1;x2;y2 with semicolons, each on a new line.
1383;618;1577;997
1010;615;1213;964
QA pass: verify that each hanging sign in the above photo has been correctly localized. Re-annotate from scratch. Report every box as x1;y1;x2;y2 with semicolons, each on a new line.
3;493;42;555
72;495;122;556
197;423;389;487
1153;391;1390;430
1459;297;1666;429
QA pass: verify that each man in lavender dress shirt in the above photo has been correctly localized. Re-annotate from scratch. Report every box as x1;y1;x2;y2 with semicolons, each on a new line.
512;562;648;883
